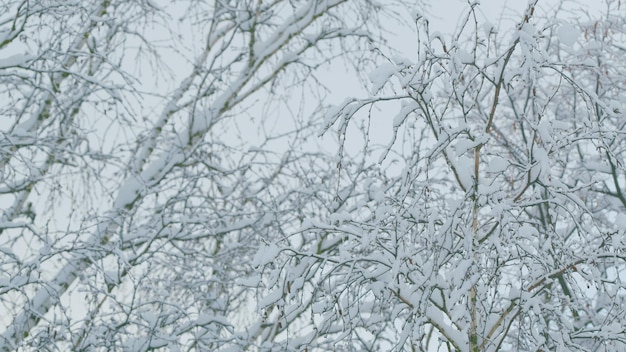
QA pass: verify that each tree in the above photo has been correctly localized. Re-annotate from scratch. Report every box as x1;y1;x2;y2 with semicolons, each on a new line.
2;0;626;351
0;0;404;350
258;0;626;351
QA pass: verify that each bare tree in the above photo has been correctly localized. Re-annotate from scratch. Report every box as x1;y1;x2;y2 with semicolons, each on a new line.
260;0;626;351
0;0;404;350
5;0;624;351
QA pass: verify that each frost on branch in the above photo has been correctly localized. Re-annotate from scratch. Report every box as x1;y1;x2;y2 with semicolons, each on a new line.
280;1;626;351
3;0;626;351
0;0;405;350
